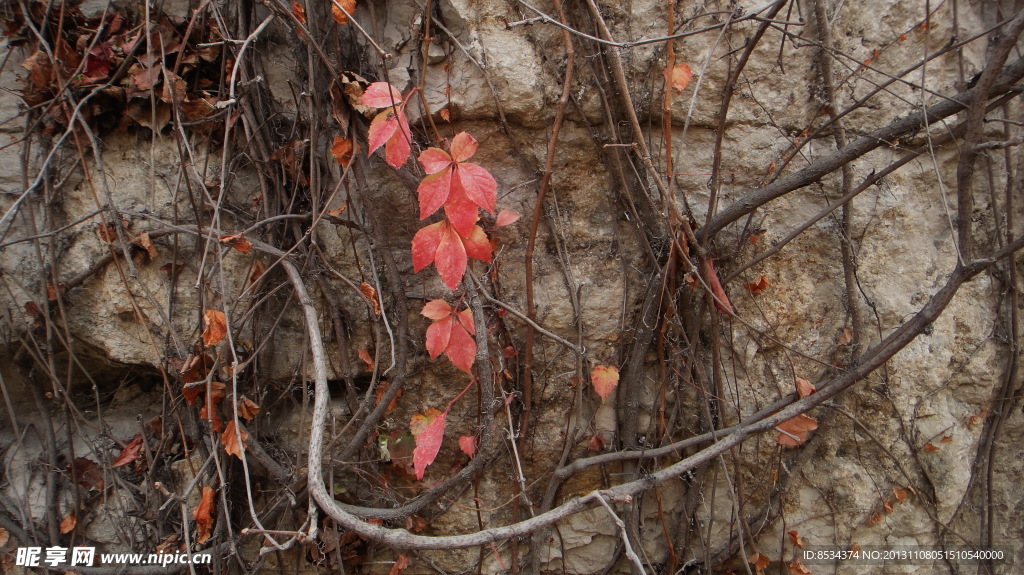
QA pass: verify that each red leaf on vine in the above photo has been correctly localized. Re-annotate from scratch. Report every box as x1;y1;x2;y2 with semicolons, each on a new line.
111;435;144;468
410;408;448;480
495;209;520;227
591;365;620;401
458;435;477;458
411;221;492;290
422;300;477;374
670;63;693;93
416;132;497;235
193;486;215;544
704;258;735;315
201;309;227;347
363;82;411;169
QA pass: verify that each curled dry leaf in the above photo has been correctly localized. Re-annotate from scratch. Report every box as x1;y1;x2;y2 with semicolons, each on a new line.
360;282;381;316
358;348;375;371
777;413;818;446
747;551;770;574
388;554;409;575
71;457;105;491
248;260;266;285
591;365;620;402
111;435;144;468
237;397;260;421
221;420;248;459
331;0;356;25
588;434;605;452
132;232;158;260
201;309;228;347
787;530;803;547
893;487;908;501
795;377;816;398
60;514;77;534
218;233;252;254
331;136;356;167
193;486;215;544
0;526;8;547
291;1;307;25
788;559;813;575
744;275;770;294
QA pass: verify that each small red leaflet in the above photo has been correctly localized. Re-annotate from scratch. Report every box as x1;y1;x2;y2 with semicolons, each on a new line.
422;299;476;374
363;82;413;169
416;132;497;236
412;220;492;290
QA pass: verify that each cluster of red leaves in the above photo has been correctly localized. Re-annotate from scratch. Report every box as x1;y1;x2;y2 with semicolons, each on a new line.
363;82;413;169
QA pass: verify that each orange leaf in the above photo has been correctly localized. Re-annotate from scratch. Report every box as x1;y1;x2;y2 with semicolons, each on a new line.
588;434;605;452
883;499;894;514
747;551;770;574
360;282;381;315
327;202;348;217
439;108;450;122
787;530;803;547
795;377;815;398
218;233;252;254
893;487;907;501
704;258;735;314
358;348;375;371
777;413;817;446
248;260;266;285
868;512;883;525
787;559;813;575
201;309;227;347
221;420;248;459
744;275;770;294
375;380;401;411
291;2;307;24
132;232;159;260
388;554;409;575
60;514;77;534
237;397;260;421
940;435;953;443
193;486;215;544
458;435;477;458
922;442;939;452
330;136;356;167
111;435;144;467
331;0;356;25
670;63;693;93
591;365;620;401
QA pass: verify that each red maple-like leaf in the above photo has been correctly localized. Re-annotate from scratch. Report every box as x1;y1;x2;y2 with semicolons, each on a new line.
416;132;497;235
363;82;412;169
422;300;477;374
411;409;449;480
412;220;492;290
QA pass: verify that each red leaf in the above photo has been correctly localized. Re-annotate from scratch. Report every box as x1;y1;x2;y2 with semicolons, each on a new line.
449;131;479;162
591;365;620;401
421;299;452;320
445;317;477;373
385;111;412;169
193;486;215;544
795;377;815;398
704;258;735;315
330;136;356;167
412;221;445;273
443;184;481;236
434;223;468;290
111;435;144;468
417;168;454;219
412;409;448;480
744;275;770;294
456;163;497;215
495;209;520;227
367;109;399;156
458;435;477;458
361;81;403;108
424;315;453;359
237;397;261;421
588;434;605;452
418;147;453;174
422;301;477;373
219;233;252;254
461;225;492;263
